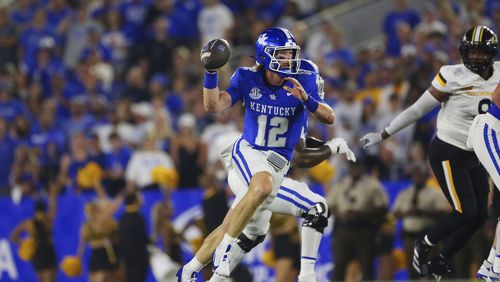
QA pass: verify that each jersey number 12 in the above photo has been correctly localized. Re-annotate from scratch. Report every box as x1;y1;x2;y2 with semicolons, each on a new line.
255;115;288;147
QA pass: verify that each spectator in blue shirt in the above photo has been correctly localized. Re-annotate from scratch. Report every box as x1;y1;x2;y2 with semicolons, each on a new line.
80;27;113;63
103;132;132;196
91;0;118;24
62;96;96;137
119;0;150;44
30;102;66;154
26;38;65;98
0;85;27;122
10;0;36;31
19;8;59;71
11;115;32;146
63;63;107;101
144;0;193;44
383;0;420;56
101;10;129;74
46;0;73;33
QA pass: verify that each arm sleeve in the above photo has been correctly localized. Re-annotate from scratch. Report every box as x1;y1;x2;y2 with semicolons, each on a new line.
385;90;441;135
225;69;243;106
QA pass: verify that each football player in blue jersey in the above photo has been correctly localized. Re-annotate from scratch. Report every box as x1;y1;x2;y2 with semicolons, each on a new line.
177;27;336;281
177;126;355;282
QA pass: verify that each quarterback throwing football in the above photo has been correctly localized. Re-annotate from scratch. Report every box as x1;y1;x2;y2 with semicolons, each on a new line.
178;27;338;282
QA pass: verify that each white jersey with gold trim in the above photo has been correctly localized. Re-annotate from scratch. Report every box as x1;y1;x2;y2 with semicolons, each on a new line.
431;61;500;150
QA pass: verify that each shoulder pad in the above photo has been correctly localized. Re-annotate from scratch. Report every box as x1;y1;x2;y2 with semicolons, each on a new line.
439;63;468;82
299;59;319;74
239;66;259;72
231;66;260;80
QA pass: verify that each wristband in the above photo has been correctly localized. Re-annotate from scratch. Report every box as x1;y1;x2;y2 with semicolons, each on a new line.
303;96;319;112
203;71;218;89
382;128;391;139
325;140;337;154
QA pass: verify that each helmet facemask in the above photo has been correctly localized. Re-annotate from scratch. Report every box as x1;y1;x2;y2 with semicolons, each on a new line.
460;43;496;74
264;46;301;75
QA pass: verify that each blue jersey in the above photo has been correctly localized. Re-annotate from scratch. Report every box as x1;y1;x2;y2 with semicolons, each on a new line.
226;59;325;160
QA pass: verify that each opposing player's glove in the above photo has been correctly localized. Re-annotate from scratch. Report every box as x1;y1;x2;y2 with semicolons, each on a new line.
326;138;356;162
360;132;383;149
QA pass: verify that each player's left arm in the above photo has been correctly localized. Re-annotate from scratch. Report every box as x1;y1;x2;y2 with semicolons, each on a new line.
283;77;335;124
292;138;331;168
293;137;356;168
360;86;446;148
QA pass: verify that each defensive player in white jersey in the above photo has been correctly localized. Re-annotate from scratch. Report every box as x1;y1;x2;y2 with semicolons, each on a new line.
468;82;500;282
178;27;337;281
361;26;499;280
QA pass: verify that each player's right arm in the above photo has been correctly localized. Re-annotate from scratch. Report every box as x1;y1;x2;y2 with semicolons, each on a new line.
203;81;233;113
203;67;244;113
360;67;451;148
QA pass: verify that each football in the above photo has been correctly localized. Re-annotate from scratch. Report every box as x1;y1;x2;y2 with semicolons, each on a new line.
200;38;231;70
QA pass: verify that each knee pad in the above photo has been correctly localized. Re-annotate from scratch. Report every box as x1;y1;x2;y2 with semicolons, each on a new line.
236;233;266;253
301;202;329;233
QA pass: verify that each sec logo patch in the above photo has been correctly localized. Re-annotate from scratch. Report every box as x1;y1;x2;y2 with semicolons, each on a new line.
250;87;262;100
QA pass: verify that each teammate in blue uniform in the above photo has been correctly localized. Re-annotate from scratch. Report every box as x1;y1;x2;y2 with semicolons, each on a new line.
177;27;335;281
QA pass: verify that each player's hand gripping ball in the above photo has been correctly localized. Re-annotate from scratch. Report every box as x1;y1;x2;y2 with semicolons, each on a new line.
200;38;230;71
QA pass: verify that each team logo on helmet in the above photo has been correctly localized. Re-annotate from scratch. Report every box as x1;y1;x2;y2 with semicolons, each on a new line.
257;33;268;46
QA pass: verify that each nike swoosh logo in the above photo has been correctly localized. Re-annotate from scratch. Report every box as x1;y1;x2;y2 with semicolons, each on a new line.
286;92;293;96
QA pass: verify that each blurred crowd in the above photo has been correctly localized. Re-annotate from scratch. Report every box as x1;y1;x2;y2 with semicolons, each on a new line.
3;0;500;281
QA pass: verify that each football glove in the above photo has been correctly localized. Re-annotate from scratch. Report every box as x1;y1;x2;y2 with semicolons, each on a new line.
326;138;356;162
360;132;383;149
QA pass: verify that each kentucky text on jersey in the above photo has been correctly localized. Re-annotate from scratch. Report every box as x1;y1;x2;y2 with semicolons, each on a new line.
249;101;297;116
